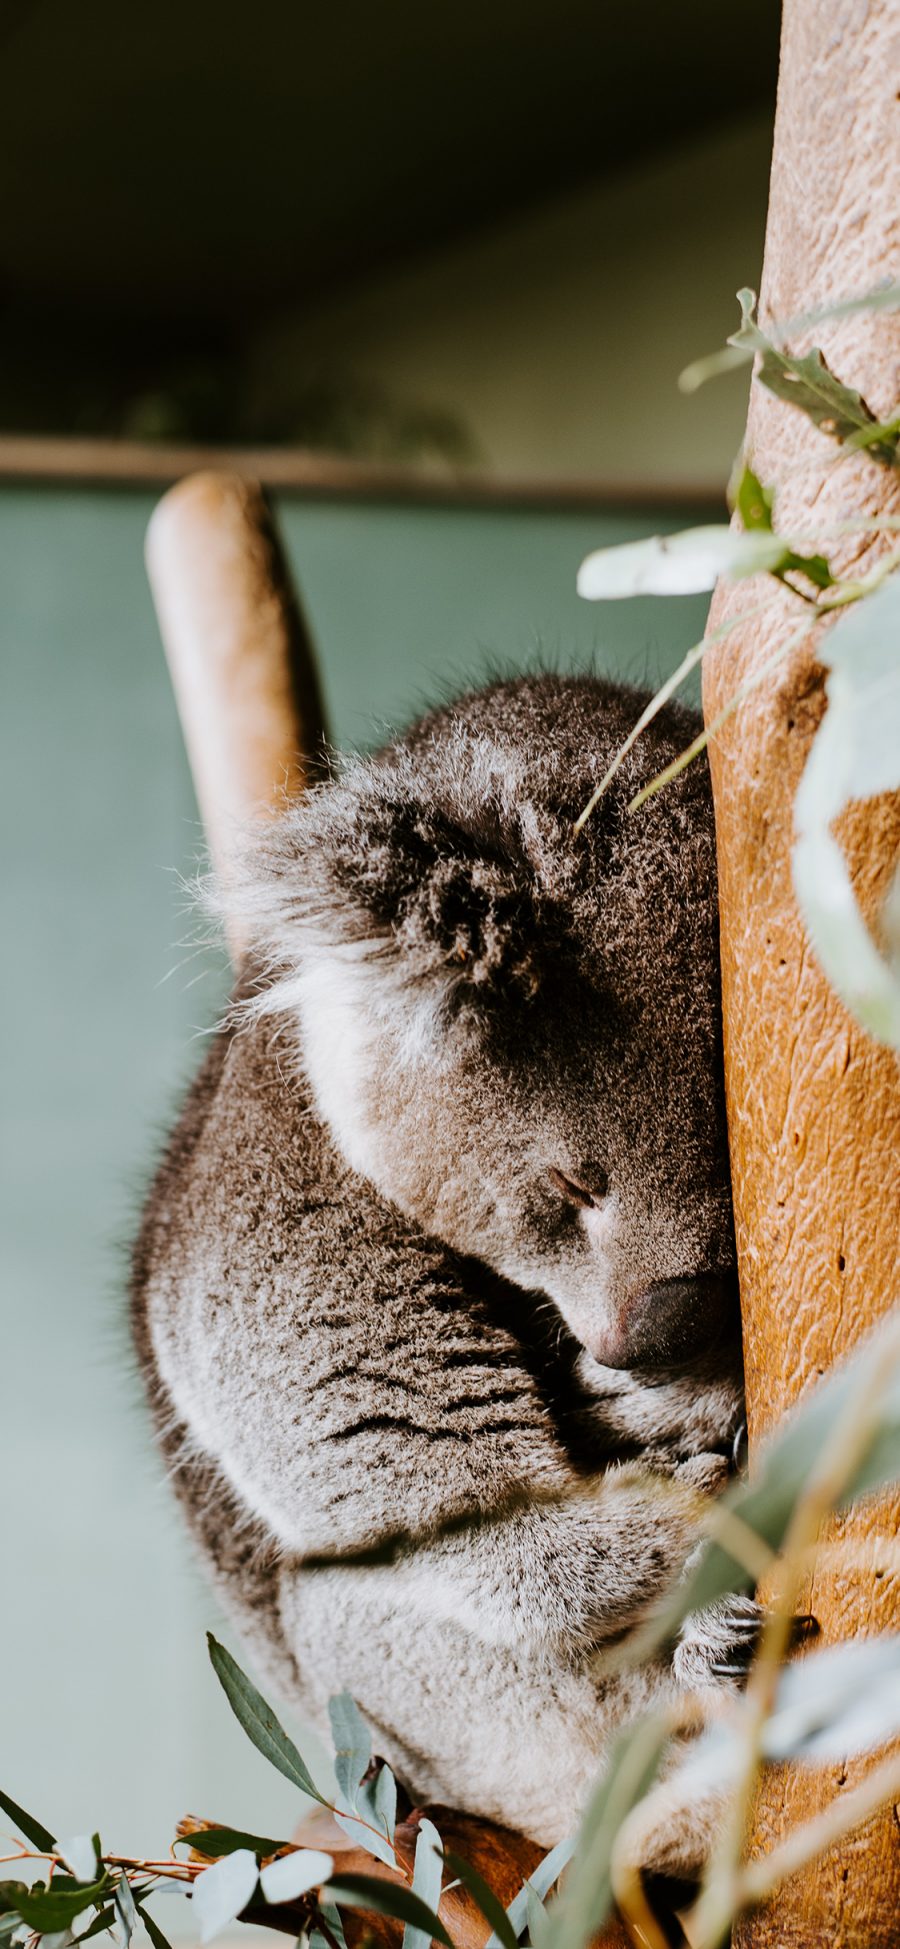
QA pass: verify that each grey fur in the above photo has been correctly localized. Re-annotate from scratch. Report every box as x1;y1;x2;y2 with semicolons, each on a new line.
132;673;750;1859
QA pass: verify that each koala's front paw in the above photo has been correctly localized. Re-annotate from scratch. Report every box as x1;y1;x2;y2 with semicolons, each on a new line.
673;1593;762;1689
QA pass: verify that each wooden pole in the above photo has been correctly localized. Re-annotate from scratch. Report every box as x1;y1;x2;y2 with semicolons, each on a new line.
146;471;329;960
702;2;900;1940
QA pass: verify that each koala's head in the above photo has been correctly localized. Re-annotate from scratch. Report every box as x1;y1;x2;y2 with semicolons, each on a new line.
234;675;738;1372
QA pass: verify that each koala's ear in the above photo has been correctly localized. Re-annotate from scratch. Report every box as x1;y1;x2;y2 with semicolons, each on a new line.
230;757;545;1004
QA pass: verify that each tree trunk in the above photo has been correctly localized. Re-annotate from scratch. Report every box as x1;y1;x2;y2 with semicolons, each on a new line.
702;2;900;1941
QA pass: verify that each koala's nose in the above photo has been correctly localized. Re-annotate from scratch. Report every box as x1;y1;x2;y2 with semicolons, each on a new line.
622;1272;739;1365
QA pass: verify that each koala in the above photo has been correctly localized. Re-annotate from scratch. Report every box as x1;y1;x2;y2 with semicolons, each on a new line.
132;672;750;1857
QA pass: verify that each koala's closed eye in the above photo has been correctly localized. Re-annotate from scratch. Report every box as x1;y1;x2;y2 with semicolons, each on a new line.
548;1166;609;1210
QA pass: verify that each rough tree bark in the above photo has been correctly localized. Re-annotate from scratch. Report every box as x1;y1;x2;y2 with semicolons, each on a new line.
702;2;900;1941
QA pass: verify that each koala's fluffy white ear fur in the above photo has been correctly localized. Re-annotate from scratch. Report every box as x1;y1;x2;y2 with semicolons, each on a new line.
225;740;551;1021
219;738;550;1174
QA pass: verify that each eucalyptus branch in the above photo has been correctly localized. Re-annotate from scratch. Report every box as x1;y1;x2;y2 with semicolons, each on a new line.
572;603;768;831
628;615;817;812
686;1320;900;1949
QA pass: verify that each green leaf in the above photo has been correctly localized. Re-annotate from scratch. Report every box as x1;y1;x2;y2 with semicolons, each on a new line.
792;569;900;1047
78;1905;119;1944
325;1872;453;1949
756;345;897;464
525;1887;549;1949
55;1835;100;1884
328;1695;371;1810
765;1635;900;1763
184;1827;290;1862
577;524;789;599
402;1819;444;1949
681;280;900;394
333;1808;397;1870
136;1903;175;1949
259;1850;334;1904
779;549;835;591
730;462;774;533
364;1764;397;1849
845;414;900;455
621;1310;900;1667
1;1875;111;1932
318;1900;348;1949
192;1851;259;1943
539;1715;671;1949
115;1872;138;1948
441;1852;518;1949
338;1762;399;1869
207;1634;330;1807
0;1883;29;1921
486;1838;575;1949
0;1787;56;1854
731;288;899;465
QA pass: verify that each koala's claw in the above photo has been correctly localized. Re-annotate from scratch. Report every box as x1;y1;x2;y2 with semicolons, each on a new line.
673;1594;762;1690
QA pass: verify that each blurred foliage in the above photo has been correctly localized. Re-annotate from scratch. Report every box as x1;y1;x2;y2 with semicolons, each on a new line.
578;285;900;1048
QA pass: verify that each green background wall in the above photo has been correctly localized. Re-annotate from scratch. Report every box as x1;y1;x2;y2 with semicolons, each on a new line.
1;483;713;1873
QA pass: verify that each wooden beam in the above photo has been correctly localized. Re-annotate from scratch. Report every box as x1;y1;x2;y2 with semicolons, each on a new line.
0;432;723;511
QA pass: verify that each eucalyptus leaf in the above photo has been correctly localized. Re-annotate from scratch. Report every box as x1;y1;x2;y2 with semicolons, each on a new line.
577;525;788;599
318;1900;348;1949
54;1839;99;1886
730;463;774;533
440;1851;518;1949
332;1809;397;1869
135;1905;174;1949
0;1788;56;1854
362;1763;398;1850
335;1758;398;1867
620;1310;900;1668
75;1910;117;1946
259;1849;334;1904
2;1878;110;1933
757;359;893;462
328;1695;371;1810
681;285;900;462
766;1635;900;1763
793;831;900;1047
645;1634;900;1819
538;1714;672;1949
486;1836;576;1949
402;1818;444;1949
325;1871;453;1949
0;1889;29;1926
525;1888;550;1949
191;1850;259;1944
726;287;900;464
186;1826;289;1861
114;1874;137;1949
793;569;900;1047
207;1635;330;1806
